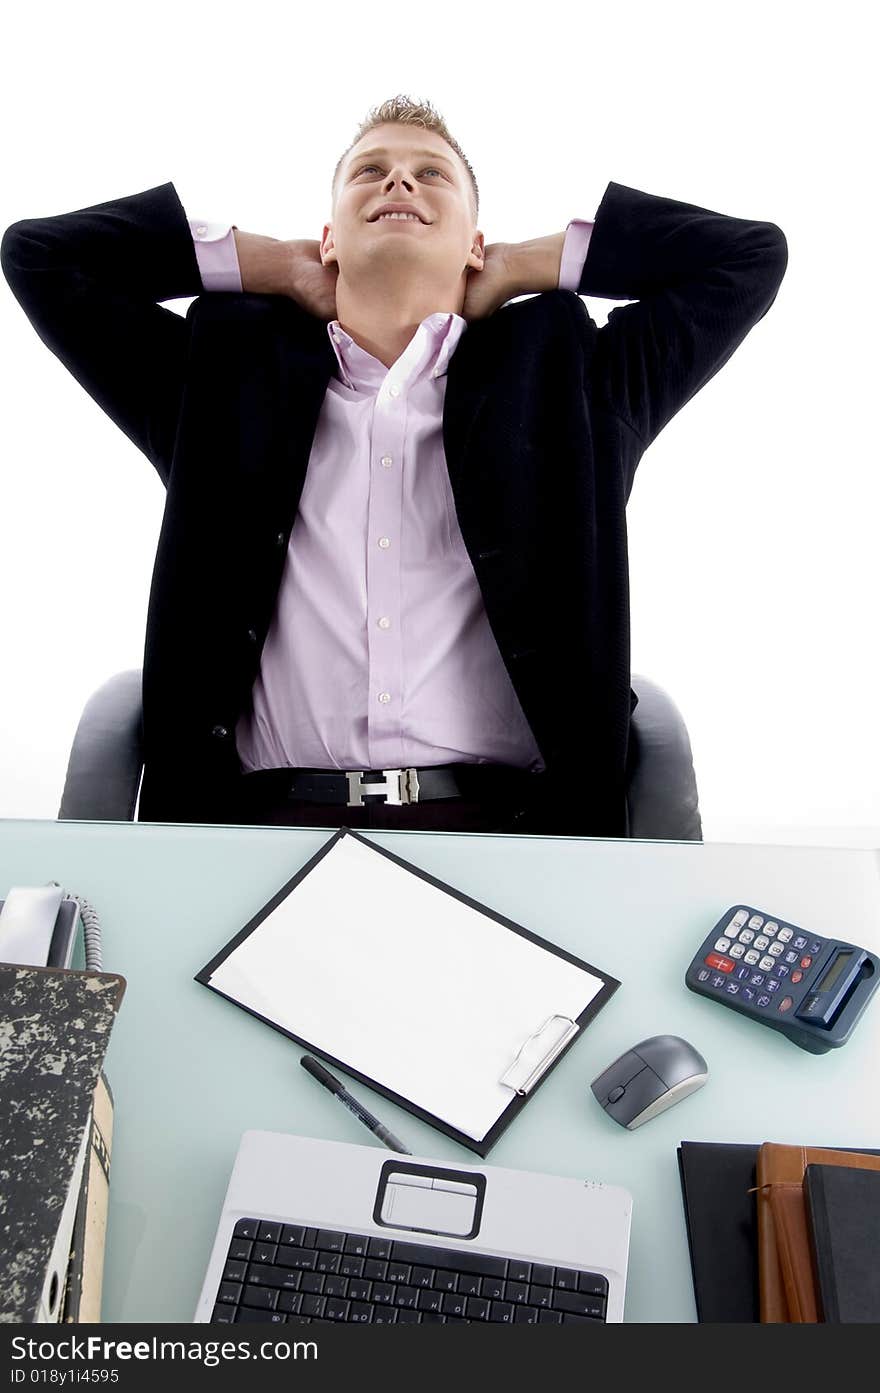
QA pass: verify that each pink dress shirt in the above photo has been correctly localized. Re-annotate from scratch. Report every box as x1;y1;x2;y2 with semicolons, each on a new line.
187;215;593;772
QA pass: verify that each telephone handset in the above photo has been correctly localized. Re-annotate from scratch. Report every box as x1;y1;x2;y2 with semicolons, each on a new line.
0;883;102;969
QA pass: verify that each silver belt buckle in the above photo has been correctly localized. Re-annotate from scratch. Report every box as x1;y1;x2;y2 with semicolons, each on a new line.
346;768;421;807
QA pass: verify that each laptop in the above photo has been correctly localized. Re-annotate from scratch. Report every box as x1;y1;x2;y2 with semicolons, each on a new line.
194;1131;632;1325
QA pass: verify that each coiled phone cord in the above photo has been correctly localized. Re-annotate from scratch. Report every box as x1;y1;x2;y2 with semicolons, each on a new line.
71;894;102;970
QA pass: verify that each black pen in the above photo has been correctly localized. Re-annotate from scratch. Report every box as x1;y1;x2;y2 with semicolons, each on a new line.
300;1055;412;1154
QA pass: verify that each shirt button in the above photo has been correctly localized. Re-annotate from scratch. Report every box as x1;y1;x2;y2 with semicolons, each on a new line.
195;224;208;237
388;384;400;398
377;616;391;630
377;692;391;704
211;724;229;739
247;628;258;643
276;532;286;547
380;455;393;468
378;536;391;549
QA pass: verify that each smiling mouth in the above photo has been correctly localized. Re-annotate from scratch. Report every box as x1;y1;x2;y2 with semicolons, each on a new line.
369;212;429;224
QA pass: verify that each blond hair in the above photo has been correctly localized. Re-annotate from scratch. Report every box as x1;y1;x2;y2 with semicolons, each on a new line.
331;96;479;219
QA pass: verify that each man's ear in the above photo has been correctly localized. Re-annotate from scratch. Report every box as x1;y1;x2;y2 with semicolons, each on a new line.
320;223;337;267
466;230;485;272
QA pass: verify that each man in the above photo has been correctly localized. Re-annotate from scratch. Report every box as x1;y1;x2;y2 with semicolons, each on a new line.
1;97;787;836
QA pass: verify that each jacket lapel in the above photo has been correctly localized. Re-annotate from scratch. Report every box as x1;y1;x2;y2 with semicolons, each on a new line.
442;316;495;494
274;302;337;524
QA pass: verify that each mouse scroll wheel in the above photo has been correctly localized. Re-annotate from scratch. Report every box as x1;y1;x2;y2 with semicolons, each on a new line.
607;1085;626;1104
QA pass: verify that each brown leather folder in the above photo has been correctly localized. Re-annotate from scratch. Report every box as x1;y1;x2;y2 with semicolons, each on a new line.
756;1144;880;1322
767;1182;820;1322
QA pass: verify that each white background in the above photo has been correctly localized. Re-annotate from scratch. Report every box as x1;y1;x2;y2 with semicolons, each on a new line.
1;0;877;841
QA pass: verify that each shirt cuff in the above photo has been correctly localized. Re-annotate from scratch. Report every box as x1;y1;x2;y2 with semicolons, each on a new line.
558;219;594;293
188;217;242;292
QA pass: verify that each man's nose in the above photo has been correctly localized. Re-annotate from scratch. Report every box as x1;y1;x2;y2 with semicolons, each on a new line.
382;170;416;195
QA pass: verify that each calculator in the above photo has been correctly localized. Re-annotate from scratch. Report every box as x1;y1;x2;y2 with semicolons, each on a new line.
685;905;880;1053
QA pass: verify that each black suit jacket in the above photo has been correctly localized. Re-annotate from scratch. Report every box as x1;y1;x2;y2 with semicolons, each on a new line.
1;180;787;834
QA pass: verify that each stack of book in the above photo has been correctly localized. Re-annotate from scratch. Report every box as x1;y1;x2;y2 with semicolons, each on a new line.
0;965;125;1323
61;1072;115;1323
679;1141;880;1322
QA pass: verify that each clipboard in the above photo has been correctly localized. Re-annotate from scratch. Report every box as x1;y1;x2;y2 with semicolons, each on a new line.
195;828;619;1156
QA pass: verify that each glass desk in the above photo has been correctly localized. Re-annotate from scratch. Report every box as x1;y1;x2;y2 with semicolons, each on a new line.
1;819;878;1322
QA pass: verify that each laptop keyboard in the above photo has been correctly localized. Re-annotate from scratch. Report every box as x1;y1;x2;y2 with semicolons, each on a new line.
211;1218;609;1324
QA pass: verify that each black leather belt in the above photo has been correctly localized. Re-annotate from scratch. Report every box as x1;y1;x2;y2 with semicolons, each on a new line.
241;765;531;808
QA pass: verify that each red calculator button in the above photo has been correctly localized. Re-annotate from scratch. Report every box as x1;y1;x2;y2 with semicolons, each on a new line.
800;956;812;969
778;996;794;1013
790;970;803;984
705;954;735;973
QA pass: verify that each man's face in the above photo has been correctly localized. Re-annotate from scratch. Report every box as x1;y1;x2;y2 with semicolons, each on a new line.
321;123;483;286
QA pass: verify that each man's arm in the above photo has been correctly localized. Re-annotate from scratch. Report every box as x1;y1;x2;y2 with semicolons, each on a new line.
461;221;591;320
1;182;202;483
465;184;787;461
189;220;337;320
578;181;787;451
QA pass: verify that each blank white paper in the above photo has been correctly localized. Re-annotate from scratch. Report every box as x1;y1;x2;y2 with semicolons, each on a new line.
208;835;605;1141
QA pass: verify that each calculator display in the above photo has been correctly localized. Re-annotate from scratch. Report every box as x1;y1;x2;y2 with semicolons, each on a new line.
815;950;852;993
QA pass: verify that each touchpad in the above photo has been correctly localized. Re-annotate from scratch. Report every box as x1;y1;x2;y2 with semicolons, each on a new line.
374;1163;485;1239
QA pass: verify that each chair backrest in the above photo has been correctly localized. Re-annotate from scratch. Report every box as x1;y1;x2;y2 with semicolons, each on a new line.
625;676;702;840
58;670;143;822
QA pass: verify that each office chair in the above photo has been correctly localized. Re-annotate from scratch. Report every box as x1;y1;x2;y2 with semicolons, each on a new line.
58;670;702;839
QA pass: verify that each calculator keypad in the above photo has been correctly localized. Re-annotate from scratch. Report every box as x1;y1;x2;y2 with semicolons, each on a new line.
691;908;832;1025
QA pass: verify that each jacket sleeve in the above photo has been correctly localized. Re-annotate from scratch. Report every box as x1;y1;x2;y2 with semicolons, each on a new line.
580;181;788;452
1;182;204;485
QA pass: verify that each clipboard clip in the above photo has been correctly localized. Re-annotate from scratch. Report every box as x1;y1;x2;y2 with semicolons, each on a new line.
498;1014;579;1095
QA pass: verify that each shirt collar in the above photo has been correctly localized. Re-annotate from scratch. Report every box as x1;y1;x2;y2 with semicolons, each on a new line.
326;312;467;392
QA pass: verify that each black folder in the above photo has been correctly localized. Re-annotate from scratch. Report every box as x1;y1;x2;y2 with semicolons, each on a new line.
804;1164;880;1323
677;1141;761;1323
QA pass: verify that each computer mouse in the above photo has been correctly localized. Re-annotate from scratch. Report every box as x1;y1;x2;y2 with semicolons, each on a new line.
590;1035;708;1130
